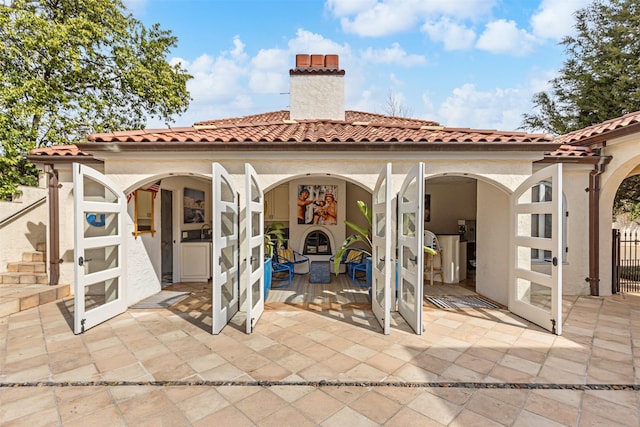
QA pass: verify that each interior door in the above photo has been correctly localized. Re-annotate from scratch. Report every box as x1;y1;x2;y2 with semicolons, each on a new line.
510;164;563;335
212;163;240;334
372;163;392;334
73;163;127;334
245;164;264;333
397;163;425;335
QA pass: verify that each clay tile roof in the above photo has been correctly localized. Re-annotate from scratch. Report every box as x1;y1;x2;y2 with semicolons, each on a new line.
554;110;640;145
28;144;91;157
547;144;598;157
83;110;553;146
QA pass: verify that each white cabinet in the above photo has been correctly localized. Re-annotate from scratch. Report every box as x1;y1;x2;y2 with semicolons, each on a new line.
265;184;289;221
180;242;211;282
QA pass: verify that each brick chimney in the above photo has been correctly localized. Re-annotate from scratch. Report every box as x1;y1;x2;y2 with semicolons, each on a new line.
289;54;345;121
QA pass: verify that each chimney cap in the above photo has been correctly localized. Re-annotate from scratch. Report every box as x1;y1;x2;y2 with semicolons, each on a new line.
294;54;340;71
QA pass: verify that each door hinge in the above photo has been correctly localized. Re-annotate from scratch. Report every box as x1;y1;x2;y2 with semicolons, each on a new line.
550;318;556;335
81;318;86;334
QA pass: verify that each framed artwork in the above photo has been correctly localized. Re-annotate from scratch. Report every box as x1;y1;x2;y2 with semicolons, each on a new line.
297;184;338;225
184;187;205;223
425;194;431;222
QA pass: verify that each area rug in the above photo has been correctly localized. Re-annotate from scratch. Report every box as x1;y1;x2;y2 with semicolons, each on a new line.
425;295;501;310
130;291;191;309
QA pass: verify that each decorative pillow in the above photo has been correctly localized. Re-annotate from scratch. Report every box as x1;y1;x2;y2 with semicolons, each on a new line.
277;248;294;261
346;250;363;263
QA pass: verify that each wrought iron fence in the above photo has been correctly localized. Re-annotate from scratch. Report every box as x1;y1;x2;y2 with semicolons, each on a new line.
613;229;640;293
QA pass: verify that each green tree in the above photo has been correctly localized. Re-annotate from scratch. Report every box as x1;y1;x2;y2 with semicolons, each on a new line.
521;0;640;135
614;175;640;220
0;0;191;198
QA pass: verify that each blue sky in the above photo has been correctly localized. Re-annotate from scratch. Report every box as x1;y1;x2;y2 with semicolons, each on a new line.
128;0;592;132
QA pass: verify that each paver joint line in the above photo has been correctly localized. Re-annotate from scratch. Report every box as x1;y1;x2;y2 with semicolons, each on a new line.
1;380;639;391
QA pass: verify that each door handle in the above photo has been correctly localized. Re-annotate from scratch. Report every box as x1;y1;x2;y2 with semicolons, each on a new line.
78;256;92;266
408;256;417;264
552;257;558;266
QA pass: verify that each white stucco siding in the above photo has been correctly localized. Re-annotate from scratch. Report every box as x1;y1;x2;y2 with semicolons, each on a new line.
0;184;48;283
49;150;545;305
598;133;640;296
290;74;345;121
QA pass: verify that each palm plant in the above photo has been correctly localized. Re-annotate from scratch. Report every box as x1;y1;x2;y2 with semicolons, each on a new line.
333;200;436;275
333;201;372;274
264;221;286;259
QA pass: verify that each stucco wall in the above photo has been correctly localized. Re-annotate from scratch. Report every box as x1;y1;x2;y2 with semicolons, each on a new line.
50;152;540;307
0;184;48;278
425;179;477;235
599;133;640;296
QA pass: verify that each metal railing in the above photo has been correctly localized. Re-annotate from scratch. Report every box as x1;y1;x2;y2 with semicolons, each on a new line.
613;228;640;293
0;196;47;229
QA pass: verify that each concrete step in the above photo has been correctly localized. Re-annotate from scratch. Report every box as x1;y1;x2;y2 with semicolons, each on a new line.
22;251;45;263
7;261;47;273
0;272;48;285
0;283;70;317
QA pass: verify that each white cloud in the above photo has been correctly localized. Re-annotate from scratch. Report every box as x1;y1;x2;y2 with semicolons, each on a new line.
531;0;591;40
288;29;350;56
422;18;476;51
434;82;536;130
476;19;537;56
123;0;147;14
327;0;495;37
339;2;420;37
248;49;290;93
325;0;378;16
361;43;426;66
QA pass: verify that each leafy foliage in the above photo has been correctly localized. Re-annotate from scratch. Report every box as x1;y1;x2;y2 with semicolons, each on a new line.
521;0;640;135
333;201;372;275
0;0;191;198
614;175;640;220
264;222;285;259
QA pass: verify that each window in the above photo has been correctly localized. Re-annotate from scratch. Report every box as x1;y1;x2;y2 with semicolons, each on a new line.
531;182;567;263
303;231;332;255
133;189;155;237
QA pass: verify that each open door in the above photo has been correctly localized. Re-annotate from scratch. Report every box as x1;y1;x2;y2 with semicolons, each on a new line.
73;163;127;334
212;163;240;334
510;164;563;335
245;164;264;333
372;164;392;334
397;163;425;334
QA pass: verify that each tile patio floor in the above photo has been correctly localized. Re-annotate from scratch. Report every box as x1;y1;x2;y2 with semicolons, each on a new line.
1;281;640;426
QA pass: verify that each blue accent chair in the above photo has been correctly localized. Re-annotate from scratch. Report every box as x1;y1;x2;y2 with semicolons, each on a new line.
275;248;310;274
270;261;293;289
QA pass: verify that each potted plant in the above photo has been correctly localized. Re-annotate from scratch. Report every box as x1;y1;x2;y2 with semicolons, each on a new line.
264;222;285;298
333;201;372;280
333;201;437;287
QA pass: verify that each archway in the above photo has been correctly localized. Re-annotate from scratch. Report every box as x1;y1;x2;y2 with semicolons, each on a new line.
423;173;511;306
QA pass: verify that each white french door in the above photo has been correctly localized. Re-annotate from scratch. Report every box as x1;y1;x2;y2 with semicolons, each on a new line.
73;163;127;334
212;163;240;334
509;164;563;335
245;164;265;333
372;164;392;334
397;163;425;335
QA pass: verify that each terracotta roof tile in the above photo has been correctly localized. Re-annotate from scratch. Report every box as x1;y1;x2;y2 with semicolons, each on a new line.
547;144;598;157
85;110;552;145
28;144;91;157
554;110;640;145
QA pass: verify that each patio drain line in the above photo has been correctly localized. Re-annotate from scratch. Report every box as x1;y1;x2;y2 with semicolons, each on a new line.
1;380;638;391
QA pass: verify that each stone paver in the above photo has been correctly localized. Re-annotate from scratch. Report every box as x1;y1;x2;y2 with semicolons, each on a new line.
0;287;640;425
